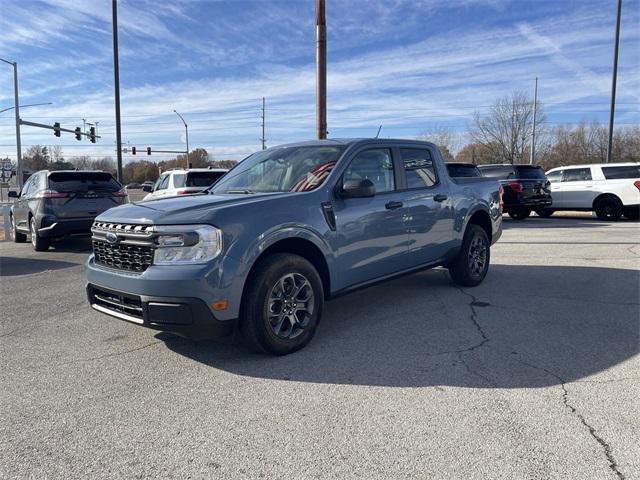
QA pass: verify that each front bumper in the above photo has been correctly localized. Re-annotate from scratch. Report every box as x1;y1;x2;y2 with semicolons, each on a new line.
86;283;235;339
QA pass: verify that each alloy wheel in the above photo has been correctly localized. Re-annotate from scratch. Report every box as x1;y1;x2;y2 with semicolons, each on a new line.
468;234;487;278
267;273;315;340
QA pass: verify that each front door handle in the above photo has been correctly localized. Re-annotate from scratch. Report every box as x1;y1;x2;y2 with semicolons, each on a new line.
385;201;403;210
433;194;448;202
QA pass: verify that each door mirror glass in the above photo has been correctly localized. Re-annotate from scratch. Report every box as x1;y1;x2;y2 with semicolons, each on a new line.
340;178;376;198
8;190;18;198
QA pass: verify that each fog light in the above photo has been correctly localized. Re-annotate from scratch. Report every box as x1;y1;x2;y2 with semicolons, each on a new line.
210;299;228;311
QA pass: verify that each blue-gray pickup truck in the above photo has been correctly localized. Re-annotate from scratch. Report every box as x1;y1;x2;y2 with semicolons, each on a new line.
86;139;503;354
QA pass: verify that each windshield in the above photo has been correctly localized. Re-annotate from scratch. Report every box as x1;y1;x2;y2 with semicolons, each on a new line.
210;146;345;194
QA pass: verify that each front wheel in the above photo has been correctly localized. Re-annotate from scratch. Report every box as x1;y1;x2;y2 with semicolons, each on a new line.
508;209;531;220
240;253;324;355
448;224;490;287
10;215;27;243
30;217;50;251
535;208;554;218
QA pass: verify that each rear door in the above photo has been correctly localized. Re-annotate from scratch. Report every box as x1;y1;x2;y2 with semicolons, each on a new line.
402;148;455;264
47;172;125;219
559;167;595;208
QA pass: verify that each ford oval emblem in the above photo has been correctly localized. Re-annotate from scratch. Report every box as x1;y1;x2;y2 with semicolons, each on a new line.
105;232;118;244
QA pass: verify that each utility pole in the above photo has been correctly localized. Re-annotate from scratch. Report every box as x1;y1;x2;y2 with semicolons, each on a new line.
316;0;327;140
261;97;266;150
174;110;189;167
112;0;123;181
529;76;538;165
0;58;23;187
606;0;622;164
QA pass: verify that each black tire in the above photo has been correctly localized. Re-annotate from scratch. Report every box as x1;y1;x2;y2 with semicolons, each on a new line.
448;224;491;287
623;206;639;221
508;208;531;220
10;214;27;243
30;217;50;251
535;209;554;218
240;253;324;355
594;196;623;221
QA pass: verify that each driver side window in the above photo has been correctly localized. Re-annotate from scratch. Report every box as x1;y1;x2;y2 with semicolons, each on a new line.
156;175;170;191
344;149;395;194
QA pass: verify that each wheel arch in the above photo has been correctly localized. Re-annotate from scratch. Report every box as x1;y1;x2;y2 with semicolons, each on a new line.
465;208;493;243
592;192;622;209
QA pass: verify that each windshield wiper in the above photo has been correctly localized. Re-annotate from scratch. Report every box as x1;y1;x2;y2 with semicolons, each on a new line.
225;189;255;194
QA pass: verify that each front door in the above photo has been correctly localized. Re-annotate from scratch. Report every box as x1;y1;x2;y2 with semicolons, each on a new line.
331;147;411;289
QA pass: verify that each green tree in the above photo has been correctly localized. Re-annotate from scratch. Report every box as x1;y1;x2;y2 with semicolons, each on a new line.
23;145;49;171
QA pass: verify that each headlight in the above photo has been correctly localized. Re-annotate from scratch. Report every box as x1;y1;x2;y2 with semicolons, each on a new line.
153;225;222;265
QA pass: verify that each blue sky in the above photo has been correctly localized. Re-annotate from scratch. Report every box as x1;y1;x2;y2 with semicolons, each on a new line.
0;0;638;162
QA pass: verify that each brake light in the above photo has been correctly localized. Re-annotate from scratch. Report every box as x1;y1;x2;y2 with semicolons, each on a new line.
36;190;68;199
634;181;640;191
498;185;504;212
509;181;523;193
111;189;128;197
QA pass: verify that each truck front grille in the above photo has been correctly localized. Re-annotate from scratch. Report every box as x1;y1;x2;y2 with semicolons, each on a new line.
91;222;155;273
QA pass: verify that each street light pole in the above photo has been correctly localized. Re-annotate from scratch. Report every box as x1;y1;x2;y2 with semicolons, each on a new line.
174;110;189;168
606;0;623;164
112;0;123;182
0;102;52;114
0;57;23;188
529;77;538;165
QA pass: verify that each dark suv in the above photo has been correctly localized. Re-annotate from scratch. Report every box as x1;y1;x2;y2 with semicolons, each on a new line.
9;170;128;251
478;164;552;220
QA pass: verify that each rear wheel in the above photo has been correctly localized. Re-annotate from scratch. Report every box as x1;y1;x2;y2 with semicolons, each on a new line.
508;208;531;220
623;207;639;221
10;214;27;243
240;253;324;355
30;217;50;251
535;208;554;218
594;196;623;221
448;224;490;287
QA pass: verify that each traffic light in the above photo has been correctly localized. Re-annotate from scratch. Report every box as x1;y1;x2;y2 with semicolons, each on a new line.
53;122;61;137
74;127;82;141
131;147;136;155
146;147;151;155
89;127;96;143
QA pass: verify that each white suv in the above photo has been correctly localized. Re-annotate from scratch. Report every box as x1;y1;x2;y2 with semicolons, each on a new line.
142;168;228;201
539;163;639;220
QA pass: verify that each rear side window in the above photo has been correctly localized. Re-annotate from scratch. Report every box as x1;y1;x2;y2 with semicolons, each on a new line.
601;165;640;179
185;171;226;187
402;148;437;188
515;166;546;180
48;172;121;192
478;166;515;179
447;164;481;178
562;168;592;182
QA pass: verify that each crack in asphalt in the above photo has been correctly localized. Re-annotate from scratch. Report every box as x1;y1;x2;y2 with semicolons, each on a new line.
57;340;163;366
512;356;625;480
457;352;496;387
453;285;490;353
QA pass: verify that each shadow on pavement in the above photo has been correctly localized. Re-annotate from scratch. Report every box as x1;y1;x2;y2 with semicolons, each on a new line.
0;256;79;276
48;237;93;253
502;216;619;230
160;264;640;389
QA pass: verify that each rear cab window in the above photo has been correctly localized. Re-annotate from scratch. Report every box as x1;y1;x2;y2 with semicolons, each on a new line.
446;164;481;178
401;148;438;188
48;172;121;192
601;165;640;179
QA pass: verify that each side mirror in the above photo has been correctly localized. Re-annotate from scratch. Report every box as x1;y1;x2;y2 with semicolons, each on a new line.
8;190;18;198
340;179;376;198
142;185;152;192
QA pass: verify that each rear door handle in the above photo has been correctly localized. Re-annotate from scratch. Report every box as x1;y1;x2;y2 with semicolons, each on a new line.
385;201;403;210
433;194;448;202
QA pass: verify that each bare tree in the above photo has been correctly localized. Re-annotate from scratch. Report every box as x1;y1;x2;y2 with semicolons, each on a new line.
470;91;545;164
417;126;457;161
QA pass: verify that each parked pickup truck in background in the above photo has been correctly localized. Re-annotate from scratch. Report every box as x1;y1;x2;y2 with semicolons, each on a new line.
86;139;503;354
478;164;552;220
539;163;640;221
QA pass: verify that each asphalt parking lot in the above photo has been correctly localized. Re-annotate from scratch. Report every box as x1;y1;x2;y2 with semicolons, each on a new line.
1;216;638;479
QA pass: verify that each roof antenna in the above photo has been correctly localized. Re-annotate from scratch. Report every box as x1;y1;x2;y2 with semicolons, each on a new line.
375;125;382;138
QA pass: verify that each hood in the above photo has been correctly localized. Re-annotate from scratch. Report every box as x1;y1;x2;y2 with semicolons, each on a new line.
96;192;288;225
